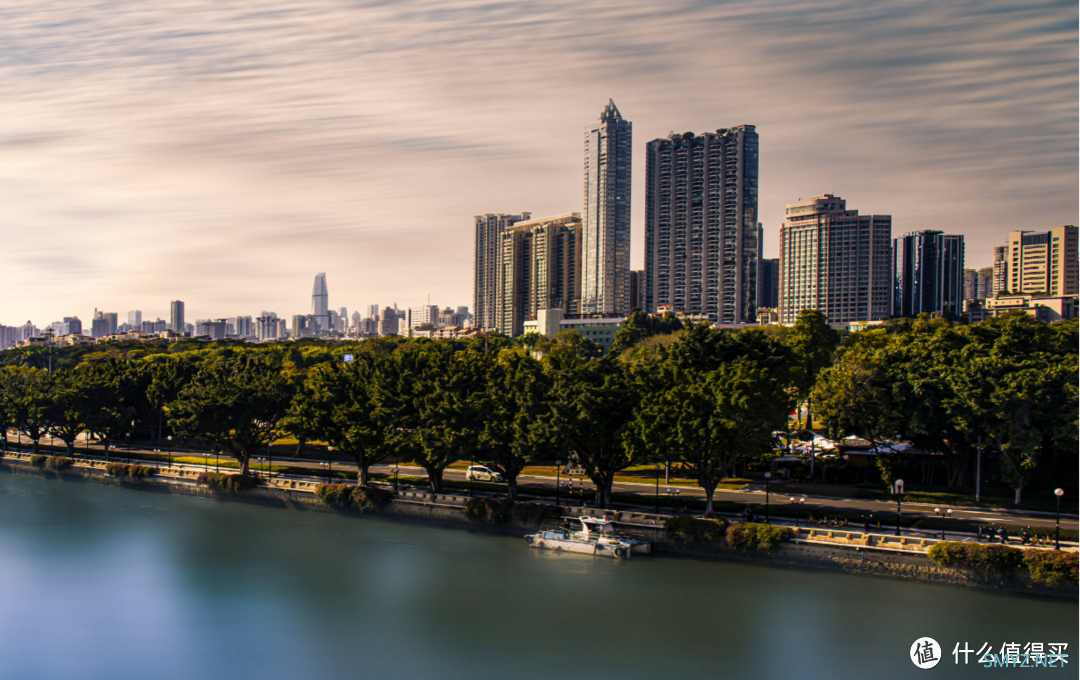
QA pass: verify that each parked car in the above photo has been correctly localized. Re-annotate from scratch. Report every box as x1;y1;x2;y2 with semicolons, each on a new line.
466;465;504;482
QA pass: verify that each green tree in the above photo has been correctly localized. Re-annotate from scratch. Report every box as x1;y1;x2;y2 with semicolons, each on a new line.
168;355;293;475
545;358;639;508
609;309;683;355
294;357;392;486
46;369;98;455
786;309;840;430
6;367;53;453
475;350;555;501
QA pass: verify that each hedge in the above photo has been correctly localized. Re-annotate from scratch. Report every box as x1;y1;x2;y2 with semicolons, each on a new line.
726;522;794;552
105;462;157;480
1022;549;1078;587
463;497;512;524
315;484;393;513
197;472;260;493
927;542;1023;578
29;455;47;467
44;456;72;471
664;515;729;545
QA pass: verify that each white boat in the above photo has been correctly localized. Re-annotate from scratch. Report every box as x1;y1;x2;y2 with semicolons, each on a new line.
524;515;652;559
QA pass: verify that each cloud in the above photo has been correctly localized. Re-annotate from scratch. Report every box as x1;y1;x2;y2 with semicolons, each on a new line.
0;0;1075;323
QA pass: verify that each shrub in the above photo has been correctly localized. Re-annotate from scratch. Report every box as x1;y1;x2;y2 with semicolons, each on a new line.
315;484;394;513
664;515;729;545
726;522;794;552
351;485;392;513
105;462;156;480
511;502;562;527
927;542;1023;578
44;456;72;471
29;455;47;467
197;472;259;493
1022;549;1078;587
463;497;512;524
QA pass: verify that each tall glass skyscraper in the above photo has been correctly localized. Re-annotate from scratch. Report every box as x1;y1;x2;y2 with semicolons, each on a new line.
581;100;631;317
644;126;759;324
892;231;965;318
311;273;329;331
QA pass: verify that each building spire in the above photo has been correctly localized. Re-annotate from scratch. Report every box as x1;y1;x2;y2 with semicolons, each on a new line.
600;98;622;121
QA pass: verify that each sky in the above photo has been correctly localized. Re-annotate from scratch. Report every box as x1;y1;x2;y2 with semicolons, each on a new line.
1;0;1076;326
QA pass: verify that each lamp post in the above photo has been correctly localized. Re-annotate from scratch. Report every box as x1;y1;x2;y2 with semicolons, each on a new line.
764;472;772;524
894;479;904;536
326;446;333;484
393;463;399;492
654;464;661;514
790;496;806;528
1054;488;1064;550
167;435;173;469
266;438;272;481
555;459;562;507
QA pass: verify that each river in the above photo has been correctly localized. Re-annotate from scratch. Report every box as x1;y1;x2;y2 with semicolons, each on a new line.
0;473;1074;679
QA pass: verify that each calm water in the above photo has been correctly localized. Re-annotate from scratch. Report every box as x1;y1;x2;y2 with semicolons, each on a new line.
0;473;1075;680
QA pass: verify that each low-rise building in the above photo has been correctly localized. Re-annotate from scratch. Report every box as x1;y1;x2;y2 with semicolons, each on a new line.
965;294;1077;323
522;309;624;354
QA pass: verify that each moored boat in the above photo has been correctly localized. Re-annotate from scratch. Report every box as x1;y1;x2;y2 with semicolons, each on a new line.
524;515;651;559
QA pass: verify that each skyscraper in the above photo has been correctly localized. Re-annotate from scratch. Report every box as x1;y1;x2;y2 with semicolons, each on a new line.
758;258;780;309
474;213;531;330
992;244;1008;295
494;213;583;336
892;231;965;318
779;194;891;324
644;126;759;323
127;310;142;326
170;300;185;334
311;273;329;330
581;100;632;316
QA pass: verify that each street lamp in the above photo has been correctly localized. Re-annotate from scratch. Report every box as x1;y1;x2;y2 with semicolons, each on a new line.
654;464;661;514
326;446;333;484
167;435;173;469
393;463;399;492
764;472;772;524
555;459;562;507
894;479;905;536
790;496;806;528
1054;488;1064;550
933;507;953;541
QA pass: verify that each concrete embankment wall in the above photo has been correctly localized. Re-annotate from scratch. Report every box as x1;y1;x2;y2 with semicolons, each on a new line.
1;456;1072;600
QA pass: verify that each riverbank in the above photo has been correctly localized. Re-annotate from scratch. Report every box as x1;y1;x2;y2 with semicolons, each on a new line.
2;452;1074;600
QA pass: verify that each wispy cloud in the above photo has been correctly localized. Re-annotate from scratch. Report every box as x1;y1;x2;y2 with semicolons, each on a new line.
0;0;1075;323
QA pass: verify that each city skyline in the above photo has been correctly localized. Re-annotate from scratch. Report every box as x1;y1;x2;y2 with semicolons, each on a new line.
2;0;1077;323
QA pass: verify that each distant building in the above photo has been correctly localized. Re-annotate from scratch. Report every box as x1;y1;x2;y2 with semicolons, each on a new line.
474;212;531;330
963;267;994;302
779;194;891;324
628;270;643;310
234;315;253;338
644;126;760;324
378;306;399;336
256;316;280;342
127;310;142;326
170;300;185;334
892;230;965;318
992;244;1009;295
64;316;82;335
1003;226;1078;296
141;319;168;334
758;258;780;309
581;100;632;317
200;319;228;340
756;307;780;325
311;273;330;331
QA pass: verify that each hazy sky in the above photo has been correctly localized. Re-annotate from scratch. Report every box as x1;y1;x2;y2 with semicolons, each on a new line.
2;0;1076;325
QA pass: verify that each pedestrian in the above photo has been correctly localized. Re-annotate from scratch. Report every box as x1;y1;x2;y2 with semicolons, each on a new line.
998;526;1008;544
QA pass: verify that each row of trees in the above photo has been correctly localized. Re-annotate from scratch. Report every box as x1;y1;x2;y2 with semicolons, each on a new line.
0;312;1075;511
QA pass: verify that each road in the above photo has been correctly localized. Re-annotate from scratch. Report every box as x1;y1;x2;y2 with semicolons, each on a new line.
22;436;1076;535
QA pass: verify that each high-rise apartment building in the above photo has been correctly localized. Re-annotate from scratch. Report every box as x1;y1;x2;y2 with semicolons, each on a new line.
64;317;82;335
474;212;531;330
367;304;380;319
494;213;583;336
311;273;330;331
1003;226;1078;296
628;270;643;311
991;244;1008;295
582;100;632;316
91;309;118;338
892;231;965;318
170;300;185;334
758;258;780;309
234;315;253;338
779;194;892;325
963;267;994;301
127;310;142;326
644;126;760;323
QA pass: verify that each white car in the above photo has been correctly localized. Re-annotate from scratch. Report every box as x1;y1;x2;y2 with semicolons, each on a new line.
466;465;504;482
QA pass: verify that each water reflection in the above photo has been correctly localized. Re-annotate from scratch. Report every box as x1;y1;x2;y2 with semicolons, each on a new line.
0;474;1074;680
